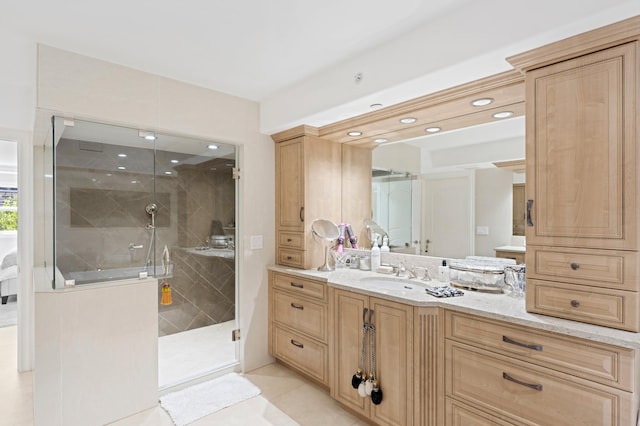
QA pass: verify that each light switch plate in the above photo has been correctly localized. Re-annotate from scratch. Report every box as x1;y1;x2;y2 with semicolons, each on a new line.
476;226;489;235
250;235;264;250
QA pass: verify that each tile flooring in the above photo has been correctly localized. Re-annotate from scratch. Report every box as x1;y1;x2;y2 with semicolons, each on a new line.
159;320;237;389
1;324;366;426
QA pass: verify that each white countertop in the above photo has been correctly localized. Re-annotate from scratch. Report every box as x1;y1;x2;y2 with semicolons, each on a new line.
269;265;640;349
494;245;526;253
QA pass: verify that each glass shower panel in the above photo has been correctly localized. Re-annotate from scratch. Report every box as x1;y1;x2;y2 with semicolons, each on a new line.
372;171;413;250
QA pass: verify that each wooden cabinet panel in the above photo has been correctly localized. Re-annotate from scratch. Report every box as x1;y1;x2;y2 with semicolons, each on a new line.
445;311;635;390
273;325;327;384
273;291;327;342
446;341;635;426
272;272;327;301
528;246;638;291
276;138;305;231
526;43;637;250
446;399;517;426
527;279;639;331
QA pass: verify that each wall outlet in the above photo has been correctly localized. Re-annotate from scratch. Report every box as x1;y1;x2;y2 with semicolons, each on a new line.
476;226;489;235
250;235;264;250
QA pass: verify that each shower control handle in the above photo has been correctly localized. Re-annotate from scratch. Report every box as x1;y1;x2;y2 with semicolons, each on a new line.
128;243;143;250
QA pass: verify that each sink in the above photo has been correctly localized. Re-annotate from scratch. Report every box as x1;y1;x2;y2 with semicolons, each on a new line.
359;276;427;295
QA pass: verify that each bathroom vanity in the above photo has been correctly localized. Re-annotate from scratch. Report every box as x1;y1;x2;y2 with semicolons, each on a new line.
268;266;640;425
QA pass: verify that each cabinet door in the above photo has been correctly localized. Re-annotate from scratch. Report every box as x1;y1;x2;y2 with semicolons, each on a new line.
332;289;369;417
276;138;305;231
370;297;414;426
526;42;637;250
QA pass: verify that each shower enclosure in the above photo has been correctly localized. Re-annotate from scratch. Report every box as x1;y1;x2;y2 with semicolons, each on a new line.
49;117;239;371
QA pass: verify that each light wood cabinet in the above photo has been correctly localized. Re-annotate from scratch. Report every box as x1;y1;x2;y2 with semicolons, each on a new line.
273;127;342;269
444;310;639;425
331;288;414;426
507;20;640;331
268;271;329;386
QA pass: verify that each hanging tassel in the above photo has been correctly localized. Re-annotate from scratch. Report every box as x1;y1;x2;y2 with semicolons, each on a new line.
160;282;173;305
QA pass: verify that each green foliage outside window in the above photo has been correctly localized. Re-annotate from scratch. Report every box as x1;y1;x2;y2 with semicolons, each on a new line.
0;196;17;231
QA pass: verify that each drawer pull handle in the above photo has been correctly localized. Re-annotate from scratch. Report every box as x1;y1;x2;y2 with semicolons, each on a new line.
570;263;580;270
290;339;304;349
299;207;304;222
290;303;304;310
570;300;581;308
286;256;293;260
502;336;543;351
287;238;293;242
290;282;304;289
526;200;534;227
502;372;542;391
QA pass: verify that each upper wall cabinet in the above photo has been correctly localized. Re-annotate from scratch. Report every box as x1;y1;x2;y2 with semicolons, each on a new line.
509;16;640;331
273;127;342;269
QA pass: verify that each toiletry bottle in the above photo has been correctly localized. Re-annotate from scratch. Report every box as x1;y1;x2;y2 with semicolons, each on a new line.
439;260;450;282
380;236;390;253
370;238;381;271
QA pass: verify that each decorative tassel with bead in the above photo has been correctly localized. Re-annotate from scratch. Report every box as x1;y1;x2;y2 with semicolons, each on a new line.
160;282;173;305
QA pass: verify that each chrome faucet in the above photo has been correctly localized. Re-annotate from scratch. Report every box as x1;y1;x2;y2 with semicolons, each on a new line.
395;261;406;277
406;265;418;279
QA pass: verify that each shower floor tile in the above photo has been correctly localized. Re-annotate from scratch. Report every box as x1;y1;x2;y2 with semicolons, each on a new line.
158;320;237;389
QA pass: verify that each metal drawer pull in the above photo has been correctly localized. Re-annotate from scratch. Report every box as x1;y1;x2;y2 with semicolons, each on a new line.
287;238;293;242
290;282;304;289
526;200;534;227
290;303;304;310
502;372;543;391
290;339;304;349
286;256;293;260
502;336;543;351
570;300;581;308
299;207;304;222
570;263;580;270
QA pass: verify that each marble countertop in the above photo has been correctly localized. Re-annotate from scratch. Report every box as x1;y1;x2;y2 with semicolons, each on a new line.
494;245;526;253
178;247;235;259
268;265;640;349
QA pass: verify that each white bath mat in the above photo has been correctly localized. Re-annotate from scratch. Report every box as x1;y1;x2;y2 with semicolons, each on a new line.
160;372;261;426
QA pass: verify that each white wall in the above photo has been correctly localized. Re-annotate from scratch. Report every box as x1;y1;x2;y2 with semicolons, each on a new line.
372;143;421;175
33;44;274;386
474;168;513;256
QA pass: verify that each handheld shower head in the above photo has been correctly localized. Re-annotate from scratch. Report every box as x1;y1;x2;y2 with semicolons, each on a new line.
145;203;158;215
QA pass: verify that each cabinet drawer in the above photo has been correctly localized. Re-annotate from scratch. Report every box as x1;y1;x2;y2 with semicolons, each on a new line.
278;248;304;268
273;291;327;342
527;279;640;332
528;246;638;291
446;341;635;426
273;326;327;385
279;232;304;249
445;311;635;391
446;398;517;426
273;272;327;301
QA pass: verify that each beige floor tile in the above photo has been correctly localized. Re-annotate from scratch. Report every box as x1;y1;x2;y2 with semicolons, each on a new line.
191;395;298;426
244;362;309;400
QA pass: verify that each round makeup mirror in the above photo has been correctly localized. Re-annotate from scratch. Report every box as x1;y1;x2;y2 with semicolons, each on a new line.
311;219;340;271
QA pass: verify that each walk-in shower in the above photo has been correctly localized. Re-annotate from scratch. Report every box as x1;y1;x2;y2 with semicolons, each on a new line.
50;116;239;342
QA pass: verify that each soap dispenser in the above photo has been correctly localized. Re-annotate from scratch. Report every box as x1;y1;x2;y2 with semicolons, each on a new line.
380;236;390;253
438;260;450;282
370;237;381;271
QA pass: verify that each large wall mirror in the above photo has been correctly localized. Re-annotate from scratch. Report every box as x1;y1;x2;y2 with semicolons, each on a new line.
334;70;526;259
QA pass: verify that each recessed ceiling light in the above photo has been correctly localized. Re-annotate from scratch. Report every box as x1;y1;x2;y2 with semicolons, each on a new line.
105;173;113;177
138;130;156;141
399;117;417;124
208;144;219;150
425;127;441;133
118;153;127;158
164;171;172;175
492;111;514;119
131;180;138;184
370;103;383;109
170;159;179;164
117;166;126;170
374;138;388;143
347;131;363;137
471;98;494;107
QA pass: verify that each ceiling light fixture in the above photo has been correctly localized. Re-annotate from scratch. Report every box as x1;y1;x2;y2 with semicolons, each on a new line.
117;166;126;170
170;159;179;164
471;98;494;107
164;171;172;175
373;138;388;143
207;144;219;150
118;153;127;158
492;111;514;119
399;117;417;124
138;130;156;141
425;127;441;133
370;103;383;109
347;131;363;137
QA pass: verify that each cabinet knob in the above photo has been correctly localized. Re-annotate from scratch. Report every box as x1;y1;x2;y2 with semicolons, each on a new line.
287;238;293;242
570;300;581;308
286;256;293;260
570;263;580;270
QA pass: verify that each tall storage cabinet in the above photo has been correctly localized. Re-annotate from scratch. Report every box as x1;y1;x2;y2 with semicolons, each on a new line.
508;17;640;331
273;126;342;269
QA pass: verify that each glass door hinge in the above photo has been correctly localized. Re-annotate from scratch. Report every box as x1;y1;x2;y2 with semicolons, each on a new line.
232;168;240;179
232;328;241;341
